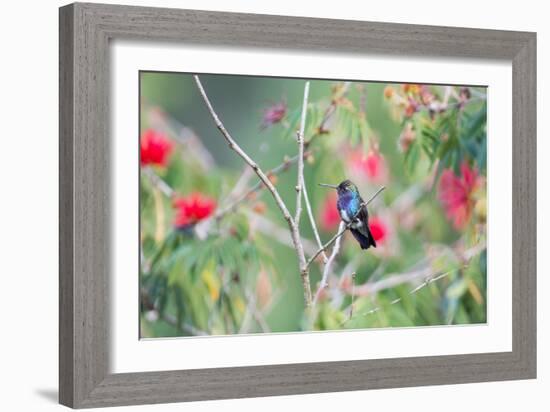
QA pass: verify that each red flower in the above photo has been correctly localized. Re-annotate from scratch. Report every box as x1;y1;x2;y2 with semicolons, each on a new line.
368;217;387;243
173;193;216;228
319;192;340;231
438;162;482;229
350;149;388;183
140;129;173;167
261;101;287;129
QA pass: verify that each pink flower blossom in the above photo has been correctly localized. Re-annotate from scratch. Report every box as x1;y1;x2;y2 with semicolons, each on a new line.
438;162;482;229
261;101;287;129
350;149;388;183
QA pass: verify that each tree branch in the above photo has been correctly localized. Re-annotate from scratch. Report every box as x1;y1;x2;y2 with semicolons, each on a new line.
194;75;294;226
294;81;310;227
350;242;485;297
301;175;328;263
313;220;346;304
339;241;487;323
359;268;458;318
194;75;312;307
307;81;351;145
295;82;328;265
294;81;312;307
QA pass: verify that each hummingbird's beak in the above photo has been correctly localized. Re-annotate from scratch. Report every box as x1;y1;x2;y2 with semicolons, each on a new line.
318;183;338;189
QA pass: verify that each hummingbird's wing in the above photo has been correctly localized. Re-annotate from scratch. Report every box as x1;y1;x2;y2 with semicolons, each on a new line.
351;204;377;249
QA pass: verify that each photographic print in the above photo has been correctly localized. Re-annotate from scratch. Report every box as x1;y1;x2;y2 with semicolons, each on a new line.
139;73;487;338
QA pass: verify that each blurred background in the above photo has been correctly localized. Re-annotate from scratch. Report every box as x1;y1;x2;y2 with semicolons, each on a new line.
139;72;487;337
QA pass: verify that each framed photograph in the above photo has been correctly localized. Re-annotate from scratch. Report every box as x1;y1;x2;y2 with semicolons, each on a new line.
59;2;536;408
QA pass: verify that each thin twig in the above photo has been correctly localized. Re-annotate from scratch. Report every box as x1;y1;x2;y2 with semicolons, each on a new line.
296;82;328;264
348;241;485;298
302;176;328;263
307;82;352;145
294;81;313;307
338;240;487;325
351;267;437;296
194;75;293;226
306;224;349;269
294;81;310;227
313;221;346;304
305;186;385;269
360;268;458;318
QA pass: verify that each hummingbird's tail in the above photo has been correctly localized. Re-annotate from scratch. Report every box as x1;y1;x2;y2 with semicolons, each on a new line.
350;227;377;250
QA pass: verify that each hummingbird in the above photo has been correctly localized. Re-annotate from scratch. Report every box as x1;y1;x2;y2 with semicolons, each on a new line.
319;179;376;250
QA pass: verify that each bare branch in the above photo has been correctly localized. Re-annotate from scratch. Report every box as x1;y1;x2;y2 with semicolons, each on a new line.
313;220;346;304
301;176;328;263
194;75;312;307
194;75;294;226
348;241;485;298
351;267;439;296
292;82;315;307
308;82;352;144
295;82;328;265
363;185;387;207
360;268;458;318
306;223;349;270
294;81;310;226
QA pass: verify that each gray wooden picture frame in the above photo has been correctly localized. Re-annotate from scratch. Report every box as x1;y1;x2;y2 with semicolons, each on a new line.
59;2;536;408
